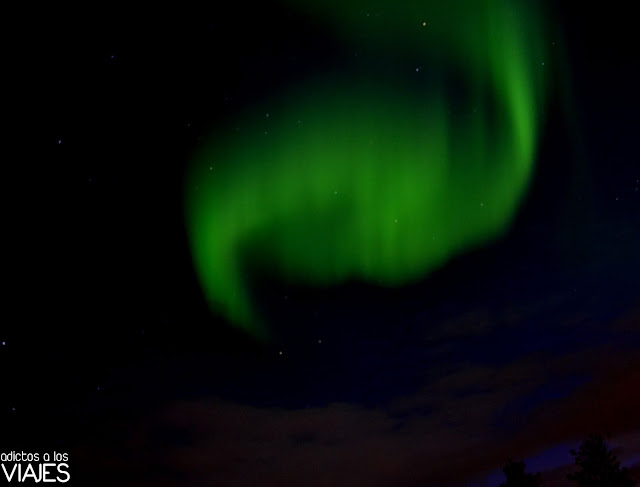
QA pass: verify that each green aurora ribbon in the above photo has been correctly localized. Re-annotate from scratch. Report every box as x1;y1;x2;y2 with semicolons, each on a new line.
185;0;550;340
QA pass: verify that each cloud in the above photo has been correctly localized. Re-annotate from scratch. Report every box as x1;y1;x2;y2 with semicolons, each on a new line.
69;302;640;486
109;344;637;487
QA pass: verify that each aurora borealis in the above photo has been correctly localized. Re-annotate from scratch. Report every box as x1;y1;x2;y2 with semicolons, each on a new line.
185;0;549;339
7;1;640;486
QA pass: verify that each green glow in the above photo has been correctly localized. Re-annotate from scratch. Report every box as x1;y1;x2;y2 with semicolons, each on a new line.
185;0;549;340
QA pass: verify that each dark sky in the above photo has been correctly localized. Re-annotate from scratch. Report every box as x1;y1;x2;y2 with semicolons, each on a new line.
2;1;639;486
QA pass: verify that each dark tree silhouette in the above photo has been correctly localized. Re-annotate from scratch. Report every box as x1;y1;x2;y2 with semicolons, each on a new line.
499;459;541;487
567;433;637;487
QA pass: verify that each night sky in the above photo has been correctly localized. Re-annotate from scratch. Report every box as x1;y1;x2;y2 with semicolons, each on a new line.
3;1;639;486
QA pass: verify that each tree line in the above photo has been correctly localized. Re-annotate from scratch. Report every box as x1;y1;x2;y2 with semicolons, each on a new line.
499;434;637;487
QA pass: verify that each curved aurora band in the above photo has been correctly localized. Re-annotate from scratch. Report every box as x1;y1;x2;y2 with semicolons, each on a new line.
185;0;550;340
